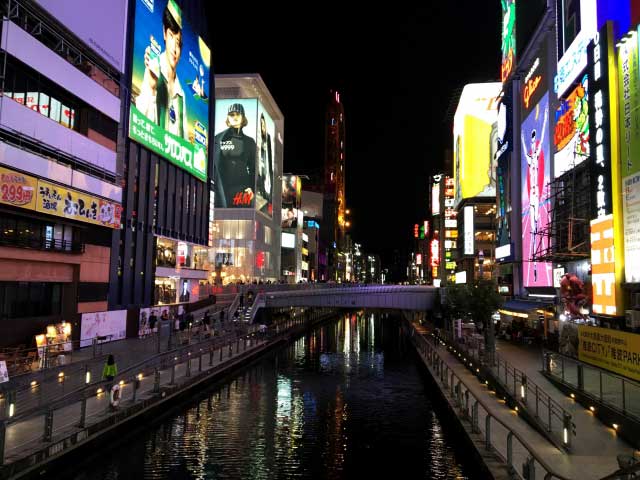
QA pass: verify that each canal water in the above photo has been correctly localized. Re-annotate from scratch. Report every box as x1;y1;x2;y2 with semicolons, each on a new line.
69;312;479;479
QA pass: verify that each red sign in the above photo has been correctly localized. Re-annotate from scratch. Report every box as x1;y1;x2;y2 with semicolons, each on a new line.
414;224;419;238
431;239;440;267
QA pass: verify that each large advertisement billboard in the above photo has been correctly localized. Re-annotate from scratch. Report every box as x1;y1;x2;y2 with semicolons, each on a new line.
521;92;552;287
554;76;590;178
453;83;501;208
256;104;275;217
129;0;210;182
213;98;258;208
35;0;128;72
620;28;640;283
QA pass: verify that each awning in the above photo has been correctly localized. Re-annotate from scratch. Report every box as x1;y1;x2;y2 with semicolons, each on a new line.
499;299;554;318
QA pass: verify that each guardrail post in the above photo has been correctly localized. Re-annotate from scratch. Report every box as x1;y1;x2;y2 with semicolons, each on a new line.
199;352;203;372
577;363;584;391
522;456;536;480
133;379;139;402
153;368;161;393
209;348;214;366
156;329;161;354
78;393;87;428
507;432;514;473
0;420;5;465
464;390;470;418
43;408;54;442
535;384;539;418
472;401;479;433
92;337;98;358
186;354;192;377
622;380;626;413
485;415;491;451
599;371;603;400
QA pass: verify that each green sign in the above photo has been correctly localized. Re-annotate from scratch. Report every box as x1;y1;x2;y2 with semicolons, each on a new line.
130;105;207;181
619;28;640;178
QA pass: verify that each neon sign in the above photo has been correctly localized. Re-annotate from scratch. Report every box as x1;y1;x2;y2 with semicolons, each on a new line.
501;0;516;82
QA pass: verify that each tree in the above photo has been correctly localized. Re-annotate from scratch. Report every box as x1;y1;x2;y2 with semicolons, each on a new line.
468;279;503;363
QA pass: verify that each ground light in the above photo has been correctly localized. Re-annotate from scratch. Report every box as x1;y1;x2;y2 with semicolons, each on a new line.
97;388;103;394
563;427;568;444
85;371;91;384
30;380;37;387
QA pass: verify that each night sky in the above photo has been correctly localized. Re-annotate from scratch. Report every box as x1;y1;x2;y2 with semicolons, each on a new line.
208;4;501;266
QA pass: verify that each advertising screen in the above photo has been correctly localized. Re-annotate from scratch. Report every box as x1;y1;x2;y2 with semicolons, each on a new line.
501;0;516;82
35;0;128;72
281;207;299;229
521;92;552;287
129;0;210;182
622;27;640;283
431;174;442;215
80;310;127;347
453;83;501;208
213;98;258;208
554;75;589;178
282;175;301;208
496;84;513;251
281;232;295;249
256;103;275;217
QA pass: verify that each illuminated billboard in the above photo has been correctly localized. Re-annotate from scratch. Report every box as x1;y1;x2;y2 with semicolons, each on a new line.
496;84;512;254
431;174;442;216
281;207;300;229
35;0;128;72
129;0;210;182
591;215;617;315
521;43;548;121
553;75;589;178
521;92;552;287
501;0;516;82
256;104;275;217
282;175;301;208
453;83;501;208
213;98;258;208
621;27;640;283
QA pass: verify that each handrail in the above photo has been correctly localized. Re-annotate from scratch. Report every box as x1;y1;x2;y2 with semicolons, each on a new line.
413;331;572;480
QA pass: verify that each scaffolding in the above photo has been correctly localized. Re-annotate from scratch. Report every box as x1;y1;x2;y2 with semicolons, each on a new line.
532;161;592;263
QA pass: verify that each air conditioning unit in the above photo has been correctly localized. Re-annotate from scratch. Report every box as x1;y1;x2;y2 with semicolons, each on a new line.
625;310;640;329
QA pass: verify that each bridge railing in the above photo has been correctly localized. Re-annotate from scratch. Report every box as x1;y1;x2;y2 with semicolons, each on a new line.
413;332;571;480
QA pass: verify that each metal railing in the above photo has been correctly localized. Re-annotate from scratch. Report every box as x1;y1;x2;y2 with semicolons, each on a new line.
442;332;572;451
413;332;571;480
0;235;84;253
543;351;640;421
0;309;337;468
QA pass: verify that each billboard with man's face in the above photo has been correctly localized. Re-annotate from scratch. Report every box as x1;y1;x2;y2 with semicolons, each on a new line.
213;98;258;208
129;0;211;182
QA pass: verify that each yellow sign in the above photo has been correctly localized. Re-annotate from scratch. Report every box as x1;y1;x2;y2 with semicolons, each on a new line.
578;325;640;381
35;180;121;228
591;215;617;315
0;166;37;210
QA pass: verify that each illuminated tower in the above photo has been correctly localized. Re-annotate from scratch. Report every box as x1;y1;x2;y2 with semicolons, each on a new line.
322;90;346;281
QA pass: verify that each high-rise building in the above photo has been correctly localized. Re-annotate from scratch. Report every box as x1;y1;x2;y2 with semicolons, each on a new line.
322;90;346;281
110;0;212;311
0;0;126;346
211;74;283;284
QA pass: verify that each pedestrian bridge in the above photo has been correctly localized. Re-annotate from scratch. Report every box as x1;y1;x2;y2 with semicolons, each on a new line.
259;285;437;311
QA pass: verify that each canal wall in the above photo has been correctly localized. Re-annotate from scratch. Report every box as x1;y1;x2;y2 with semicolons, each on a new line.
1;309;340;480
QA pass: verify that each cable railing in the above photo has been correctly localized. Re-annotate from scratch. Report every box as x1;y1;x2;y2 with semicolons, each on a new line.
412;331;572;480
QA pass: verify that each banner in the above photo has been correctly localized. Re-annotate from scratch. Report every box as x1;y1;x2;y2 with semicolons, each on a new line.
36;180;121;228
578;325;640;381
129;0;211;182
80;310;127;347
0;167;38;210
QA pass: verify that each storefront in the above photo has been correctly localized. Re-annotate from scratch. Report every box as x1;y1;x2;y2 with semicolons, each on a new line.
154;236;209;304
498;299;555;342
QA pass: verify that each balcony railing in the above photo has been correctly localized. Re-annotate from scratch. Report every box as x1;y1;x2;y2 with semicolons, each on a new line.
0;235;84;253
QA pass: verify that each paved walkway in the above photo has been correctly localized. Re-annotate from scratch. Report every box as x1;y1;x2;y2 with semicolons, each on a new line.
494;340;636;465
421;326;639;479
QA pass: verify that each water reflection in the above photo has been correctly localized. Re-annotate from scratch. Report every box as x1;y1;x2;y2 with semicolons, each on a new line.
70;311;477;479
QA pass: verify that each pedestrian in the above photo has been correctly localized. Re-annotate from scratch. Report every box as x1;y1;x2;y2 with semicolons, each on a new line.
102;354;118;381
203;310;211;332
149;311;158;332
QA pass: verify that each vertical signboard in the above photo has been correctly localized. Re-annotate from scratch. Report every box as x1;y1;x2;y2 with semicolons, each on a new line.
431;174;442;216
256;103;275;217
521;93;552;286
588;22;622;315
213;98;258;208
501;0;516;82
129;0;210;182
464;205;474;255
621;28;640;282
496;84;513;253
